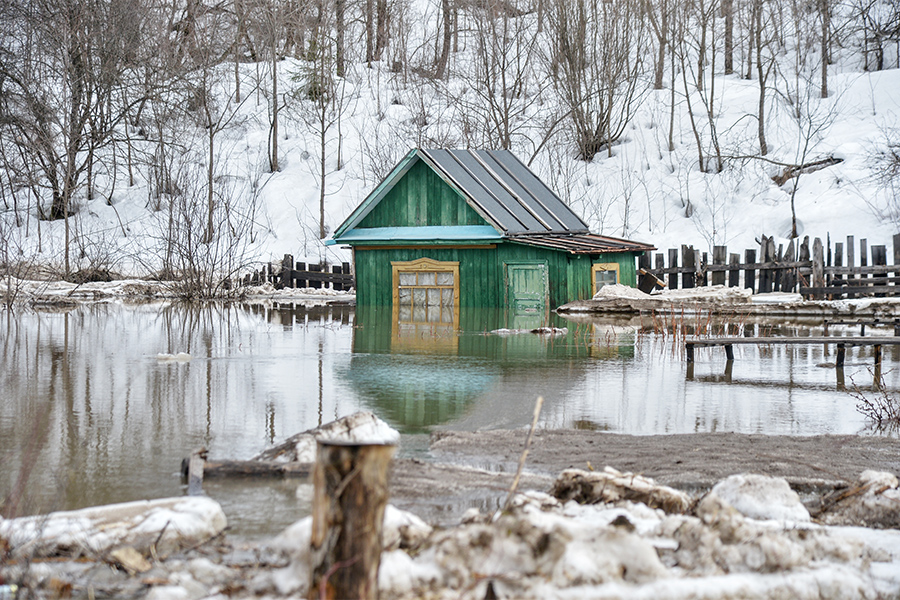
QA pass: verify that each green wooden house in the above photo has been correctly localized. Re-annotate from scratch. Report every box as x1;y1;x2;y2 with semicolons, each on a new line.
327;148;653;321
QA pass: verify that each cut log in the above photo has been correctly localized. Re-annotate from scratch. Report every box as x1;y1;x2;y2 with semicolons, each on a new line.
308;440;396;600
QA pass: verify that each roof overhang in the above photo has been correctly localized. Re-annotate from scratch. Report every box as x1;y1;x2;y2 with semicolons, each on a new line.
327;225;503;246
506;233;656;255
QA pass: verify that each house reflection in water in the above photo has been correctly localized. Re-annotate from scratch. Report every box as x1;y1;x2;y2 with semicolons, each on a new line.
343;307;636;432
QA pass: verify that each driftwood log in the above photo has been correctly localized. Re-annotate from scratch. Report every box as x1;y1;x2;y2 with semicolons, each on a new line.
180;457;312;480
308;440;396;600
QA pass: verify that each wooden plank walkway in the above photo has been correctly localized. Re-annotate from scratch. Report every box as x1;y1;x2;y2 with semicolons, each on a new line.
685;336;900;367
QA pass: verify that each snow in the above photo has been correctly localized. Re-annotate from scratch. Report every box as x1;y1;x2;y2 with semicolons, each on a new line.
706;474;811;522
2;13;898;280
0;497;227;558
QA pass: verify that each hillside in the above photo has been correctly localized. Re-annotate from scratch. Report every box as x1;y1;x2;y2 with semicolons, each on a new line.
1;0;898;286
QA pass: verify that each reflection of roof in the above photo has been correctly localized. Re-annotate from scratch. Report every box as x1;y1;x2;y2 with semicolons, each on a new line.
509;233;655;254
419;149;589;235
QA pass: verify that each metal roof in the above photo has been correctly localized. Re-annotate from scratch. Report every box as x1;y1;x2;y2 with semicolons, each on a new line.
506;233;655;254
419;149;590;235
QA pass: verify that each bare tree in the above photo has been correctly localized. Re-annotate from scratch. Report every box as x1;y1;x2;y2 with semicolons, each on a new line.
455;1;543;151
546;0;649;160
0;0;145;274
290;18;355;239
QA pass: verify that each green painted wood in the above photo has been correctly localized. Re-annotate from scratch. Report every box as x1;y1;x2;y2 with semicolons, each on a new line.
354;243;640;308
506;263;549;313
357;160;485;229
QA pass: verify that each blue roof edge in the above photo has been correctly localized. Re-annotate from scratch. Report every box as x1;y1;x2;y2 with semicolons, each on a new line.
332;225;503;244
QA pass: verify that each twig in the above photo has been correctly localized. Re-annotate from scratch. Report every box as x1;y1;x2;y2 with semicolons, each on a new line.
501;396;544;513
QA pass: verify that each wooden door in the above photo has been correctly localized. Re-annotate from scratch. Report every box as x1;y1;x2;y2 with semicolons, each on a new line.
505;263;548;314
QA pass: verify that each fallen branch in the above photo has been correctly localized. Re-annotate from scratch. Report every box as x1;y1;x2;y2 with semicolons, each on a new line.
772;157;844;186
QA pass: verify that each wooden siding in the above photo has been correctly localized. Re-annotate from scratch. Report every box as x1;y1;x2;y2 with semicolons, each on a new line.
356;160;486;228
354;243;639;307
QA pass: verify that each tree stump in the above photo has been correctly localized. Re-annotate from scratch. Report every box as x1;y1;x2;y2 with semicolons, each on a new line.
308;440;396;600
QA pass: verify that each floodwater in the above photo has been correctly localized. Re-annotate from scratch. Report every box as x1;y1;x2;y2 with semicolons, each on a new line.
1;301;897;538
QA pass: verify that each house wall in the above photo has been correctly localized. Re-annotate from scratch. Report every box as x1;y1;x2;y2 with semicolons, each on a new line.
354;243;639;308
357;160;485;228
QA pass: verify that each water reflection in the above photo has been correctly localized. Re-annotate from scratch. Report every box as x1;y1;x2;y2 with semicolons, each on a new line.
344;307;637;432
1;303;897;533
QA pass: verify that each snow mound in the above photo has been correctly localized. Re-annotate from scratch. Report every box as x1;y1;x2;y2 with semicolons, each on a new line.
0;497;226;558
654;285;753;302
819;470;900;529
707;474;810;522
751;292;805;304
254;411;400;463
593;284;652;300
551;466;692;514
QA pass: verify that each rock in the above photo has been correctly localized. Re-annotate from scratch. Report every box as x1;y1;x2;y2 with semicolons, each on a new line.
0;497;226;559
706;474;810;522
818;470;900;528
551;466;692;514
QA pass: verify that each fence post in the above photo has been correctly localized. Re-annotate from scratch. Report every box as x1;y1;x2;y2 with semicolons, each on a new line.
873;245;887;295
782;239;795;292
308;440;396;600
712;246;726;286
774;243;785;291
812;237;825;292
834;242;843;285
697;250;705;286
759;236;774;294
682;245;695;289
310;263;322;289
728;253;740;287
296;262;307;288
744;249;756;292
343;263;352;290
332;265;343;291
860;238;868;287
847;235;855;274
282;255;294;289
668;248;679;289
893;234;900;279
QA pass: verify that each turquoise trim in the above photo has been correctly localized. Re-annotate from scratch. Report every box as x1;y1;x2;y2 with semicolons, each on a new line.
331;225;502;245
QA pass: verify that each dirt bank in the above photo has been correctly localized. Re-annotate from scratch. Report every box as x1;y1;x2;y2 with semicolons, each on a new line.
389;430;900;524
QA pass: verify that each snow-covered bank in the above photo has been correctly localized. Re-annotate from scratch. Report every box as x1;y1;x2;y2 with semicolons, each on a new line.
2;466;898;600
0;277;355;305
560;283;900;316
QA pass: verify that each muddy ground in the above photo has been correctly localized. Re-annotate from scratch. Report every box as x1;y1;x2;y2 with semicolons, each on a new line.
389;430;900;525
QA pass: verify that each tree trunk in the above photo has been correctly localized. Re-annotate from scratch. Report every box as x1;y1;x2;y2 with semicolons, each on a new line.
308;441;396;600
365;0;374;63
820;0;829;97
723;0;734;74
434;0;452;79
754;0;768;156
336;0;345;78
374;0;388;61
271;41;279;172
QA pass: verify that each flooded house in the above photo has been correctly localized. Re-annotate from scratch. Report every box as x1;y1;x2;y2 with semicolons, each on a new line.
327;148;653;320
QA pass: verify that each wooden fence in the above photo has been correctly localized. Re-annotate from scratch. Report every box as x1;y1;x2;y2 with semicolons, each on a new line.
240;254;354;291
640;233;900;299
